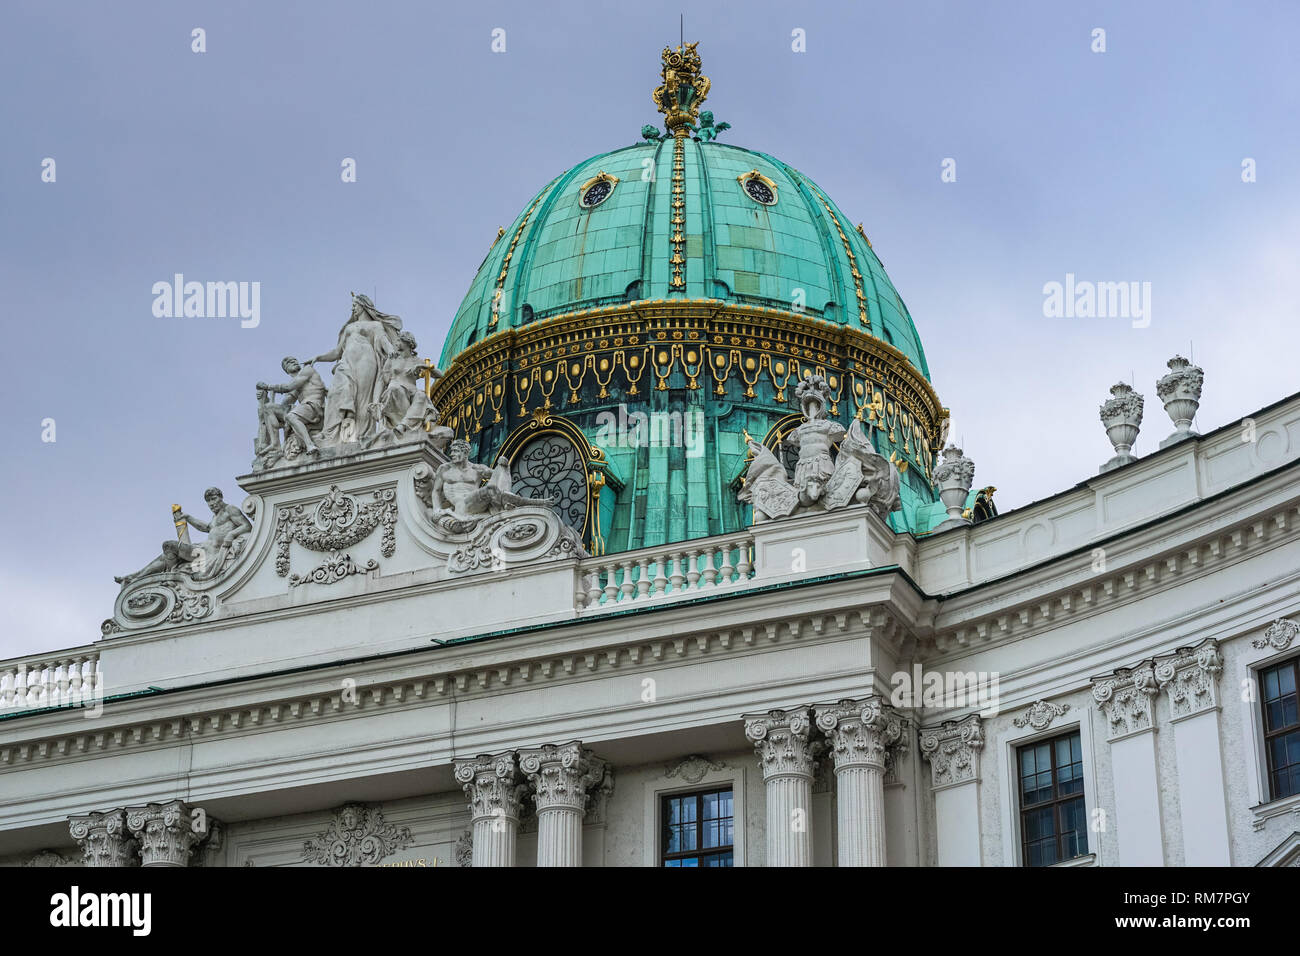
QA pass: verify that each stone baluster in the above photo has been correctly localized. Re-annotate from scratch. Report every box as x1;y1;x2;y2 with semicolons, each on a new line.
651;554;668;596
68;657;85;701
636;557;651;597
519;741;606;867
686;550;701;590
601;562;619;604
744;708;817;867
584;571;603;608
712;544;729;585
69;810;139;867
736;537;753;578
815;697;901;866
454;752;527;867
700;548;718;586
618;560;635;601
669;552;685;593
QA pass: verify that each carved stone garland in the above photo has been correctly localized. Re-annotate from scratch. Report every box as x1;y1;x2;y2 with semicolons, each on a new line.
276;485;397;580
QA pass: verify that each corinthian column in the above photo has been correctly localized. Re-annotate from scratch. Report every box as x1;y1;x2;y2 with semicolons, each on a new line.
125;800;204;866
919;714;985;866
518;741;606;867
1092;664;1164;866
68;810;138;867
744;707;817;867
814;697;901;866
454;752;527;867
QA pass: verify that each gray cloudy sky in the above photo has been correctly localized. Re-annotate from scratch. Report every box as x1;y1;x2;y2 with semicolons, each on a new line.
2;0;1297;658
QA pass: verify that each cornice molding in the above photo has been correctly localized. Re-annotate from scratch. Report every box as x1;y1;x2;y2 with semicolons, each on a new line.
0;601;909;770
925;495;1300;660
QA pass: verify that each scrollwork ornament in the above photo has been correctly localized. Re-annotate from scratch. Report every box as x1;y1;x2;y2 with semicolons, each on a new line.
1013;700;1071;731
276;485;397;577
301;802;413;867
288;549;377;587
1254;619;1299;651
665;754;726;784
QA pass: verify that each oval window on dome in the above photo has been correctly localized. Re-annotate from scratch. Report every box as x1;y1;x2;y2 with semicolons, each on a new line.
511;435;589;541
579;172;619;209
738;170;778;206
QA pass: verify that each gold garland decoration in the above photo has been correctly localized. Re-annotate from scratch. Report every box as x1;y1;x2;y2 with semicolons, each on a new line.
430;299;946;478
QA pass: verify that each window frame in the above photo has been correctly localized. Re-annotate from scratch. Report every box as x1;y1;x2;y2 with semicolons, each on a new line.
658;787;735;867
643;763;746;867
999;713;1099;868
1016;729;1089;867
1258;655;1300;801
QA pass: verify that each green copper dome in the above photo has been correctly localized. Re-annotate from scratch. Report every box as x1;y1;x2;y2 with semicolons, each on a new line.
440;138;930;381
432;46;950;553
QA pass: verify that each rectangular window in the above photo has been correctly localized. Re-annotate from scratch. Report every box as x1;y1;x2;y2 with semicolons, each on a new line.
660;787;734;867
1260;657;1300;800
1017;730;1088;867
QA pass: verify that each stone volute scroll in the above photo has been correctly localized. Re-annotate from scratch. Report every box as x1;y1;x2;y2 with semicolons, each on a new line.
410;438;587;575
105;487;254;635
738;372;902;523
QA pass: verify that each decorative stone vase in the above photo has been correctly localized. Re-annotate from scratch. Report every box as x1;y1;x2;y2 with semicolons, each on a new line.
932;445;975;528
1100;383;1144;472
1155;355;1203;447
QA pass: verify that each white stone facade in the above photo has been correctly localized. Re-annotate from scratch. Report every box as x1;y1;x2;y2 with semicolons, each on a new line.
2;393;1299;867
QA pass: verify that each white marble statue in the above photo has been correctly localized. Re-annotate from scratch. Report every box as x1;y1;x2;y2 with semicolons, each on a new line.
429;440;544;530
308;294;405;447
114;488;252;588
256;357;328;466
739;374;901;523
365;331;453;451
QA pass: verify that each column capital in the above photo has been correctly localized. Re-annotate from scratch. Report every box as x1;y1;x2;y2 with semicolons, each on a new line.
814;697;903;772
518;741;606;813
918;713;984;788
68;810;138;867
744;706;817;779
1154;639;1222;720
1092;661;1159;740
125;800;205;867
454;752;527;823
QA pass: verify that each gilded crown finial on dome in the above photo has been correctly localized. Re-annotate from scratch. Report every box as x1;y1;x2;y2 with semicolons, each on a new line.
653;41;711;137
